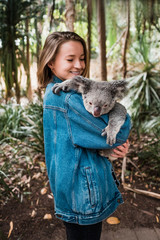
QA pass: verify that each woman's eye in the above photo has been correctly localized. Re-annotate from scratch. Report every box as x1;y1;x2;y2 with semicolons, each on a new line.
80;58;85;61
67;59;73;62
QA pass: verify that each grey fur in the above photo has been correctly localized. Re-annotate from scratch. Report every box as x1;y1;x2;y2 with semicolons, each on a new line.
52;76;127;159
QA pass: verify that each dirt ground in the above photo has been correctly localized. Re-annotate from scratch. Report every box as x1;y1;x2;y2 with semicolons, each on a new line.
0;132;160;240
1;155;160;240
0;178;160;240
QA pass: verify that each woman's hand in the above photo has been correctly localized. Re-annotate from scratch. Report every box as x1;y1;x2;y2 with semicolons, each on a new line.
110;139;130;158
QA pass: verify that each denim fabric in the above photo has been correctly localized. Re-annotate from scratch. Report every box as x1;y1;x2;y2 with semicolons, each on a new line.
43;76;131;225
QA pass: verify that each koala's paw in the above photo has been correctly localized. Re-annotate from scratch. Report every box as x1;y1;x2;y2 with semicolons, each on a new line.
107;135;116;146
52;83;69;95
101;126;117;146
52;83;62;95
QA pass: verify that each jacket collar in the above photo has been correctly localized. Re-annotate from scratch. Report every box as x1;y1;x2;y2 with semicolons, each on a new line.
53;75;63;83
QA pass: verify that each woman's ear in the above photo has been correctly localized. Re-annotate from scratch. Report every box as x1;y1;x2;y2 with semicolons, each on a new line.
47;61;54;70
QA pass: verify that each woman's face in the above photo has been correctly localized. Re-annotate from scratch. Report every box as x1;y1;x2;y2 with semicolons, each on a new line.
48;41;86;81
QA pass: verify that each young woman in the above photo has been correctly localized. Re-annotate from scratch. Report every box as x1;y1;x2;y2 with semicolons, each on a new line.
37;31;130;240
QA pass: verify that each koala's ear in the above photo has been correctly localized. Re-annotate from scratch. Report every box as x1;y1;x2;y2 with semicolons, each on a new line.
71;76;91;94
110;80;128;99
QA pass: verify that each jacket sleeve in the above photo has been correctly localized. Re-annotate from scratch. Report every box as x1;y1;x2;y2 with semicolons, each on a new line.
65;92;131;149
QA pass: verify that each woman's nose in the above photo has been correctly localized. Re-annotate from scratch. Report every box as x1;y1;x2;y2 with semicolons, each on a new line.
74;60;82;68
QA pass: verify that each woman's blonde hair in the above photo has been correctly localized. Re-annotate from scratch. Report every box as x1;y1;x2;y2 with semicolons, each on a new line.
37;31;88;88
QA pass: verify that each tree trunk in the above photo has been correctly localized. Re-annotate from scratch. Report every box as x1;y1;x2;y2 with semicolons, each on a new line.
122;0;130;78
87;0;92;78
12;52;20;103
35;0;43;64
8;29;20;103
35;0;44;98
35;18;42;98
49;0;56;30
26;17;32;101
65;0;75;31
97;0;107;81
5;52;13;101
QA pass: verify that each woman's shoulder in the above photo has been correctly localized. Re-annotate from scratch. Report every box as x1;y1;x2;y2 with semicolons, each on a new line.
43;82;56;106
43;81;83;110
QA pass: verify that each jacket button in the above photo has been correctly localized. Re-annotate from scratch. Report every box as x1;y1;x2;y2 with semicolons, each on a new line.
117;199;121;203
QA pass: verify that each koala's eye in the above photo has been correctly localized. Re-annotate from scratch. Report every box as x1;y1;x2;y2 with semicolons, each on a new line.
89;102;92;105
104;104;108;107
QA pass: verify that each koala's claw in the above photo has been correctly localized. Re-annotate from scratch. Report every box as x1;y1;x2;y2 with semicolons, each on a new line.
101;128;107;136
101;126;116;146
52;83;70;95
52;83;62;95
107;136;116;146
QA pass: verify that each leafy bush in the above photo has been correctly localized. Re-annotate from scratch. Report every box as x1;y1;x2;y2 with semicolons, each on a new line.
123;71;160;133
123;33;160;134
0;101;44;202
121;34;160;176
0;101;44;152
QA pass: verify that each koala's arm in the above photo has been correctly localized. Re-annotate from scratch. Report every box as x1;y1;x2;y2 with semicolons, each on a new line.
100;102;128;157
108;102;127;133
101;102;127;146
52;76;91;95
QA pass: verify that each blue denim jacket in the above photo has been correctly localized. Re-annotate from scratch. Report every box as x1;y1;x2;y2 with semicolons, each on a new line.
43;76;131;225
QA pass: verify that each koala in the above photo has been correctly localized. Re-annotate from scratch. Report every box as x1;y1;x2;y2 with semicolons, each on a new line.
52;76;127;159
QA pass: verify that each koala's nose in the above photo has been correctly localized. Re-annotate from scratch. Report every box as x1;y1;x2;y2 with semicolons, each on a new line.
93;106;101;117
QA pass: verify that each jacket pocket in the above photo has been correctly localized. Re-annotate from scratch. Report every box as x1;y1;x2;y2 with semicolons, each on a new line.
72;166;99;215
84;167;97;208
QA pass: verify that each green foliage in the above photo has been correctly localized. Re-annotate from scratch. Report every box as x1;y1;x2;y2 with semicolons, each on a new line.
0;104;26;140
24;102;44;153
106;0;120;48
124;30;160;133
0;101;44;201
0;101;44;152
124;71;160;130
50;0;66;30
107;15;117;49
